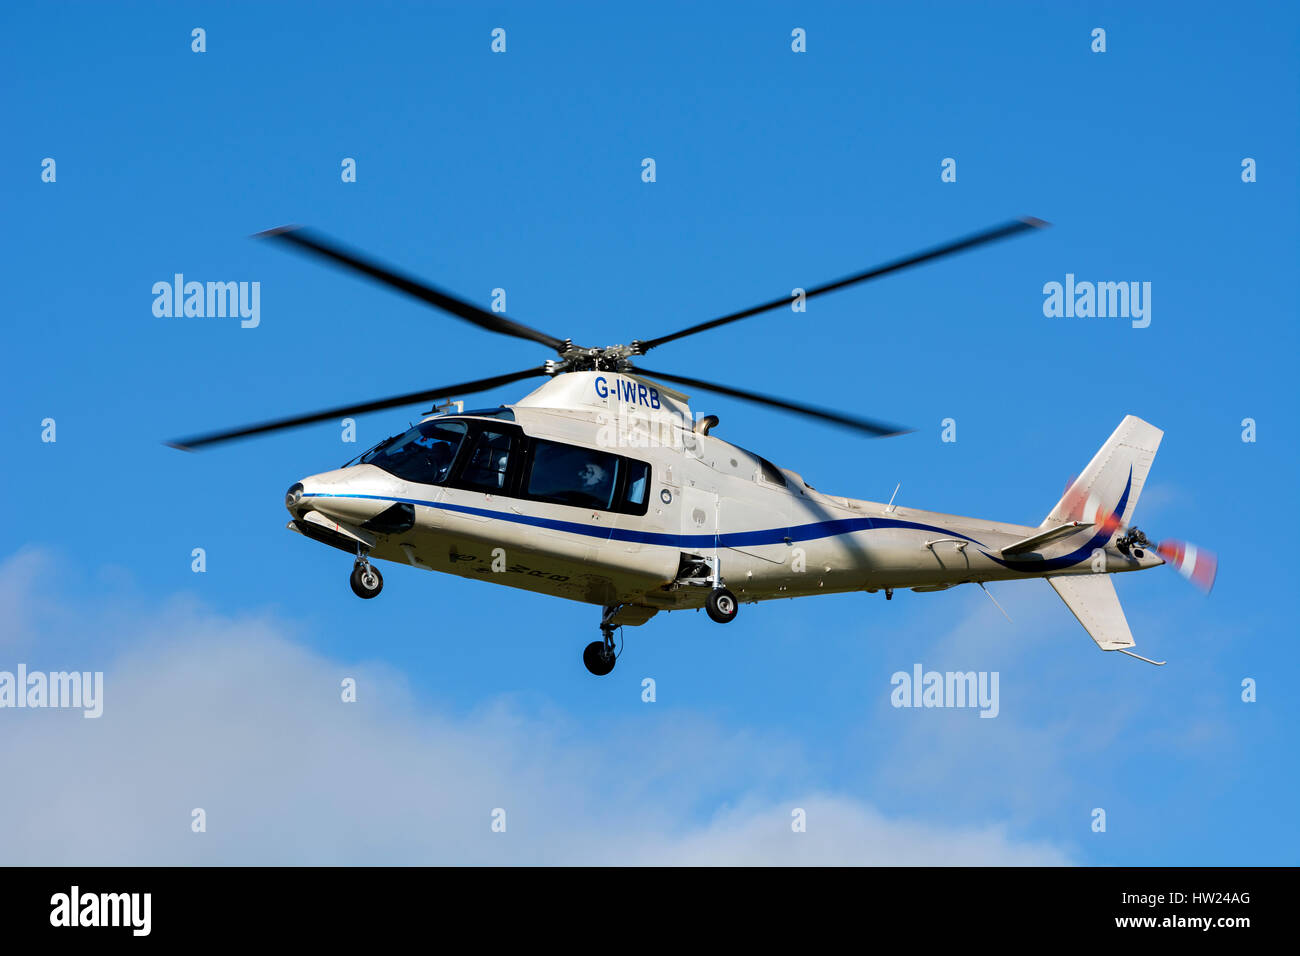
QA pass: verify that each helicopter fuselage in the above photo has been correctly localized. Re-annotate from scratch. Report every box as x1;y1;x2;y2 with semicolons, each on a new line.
284;372;1162;625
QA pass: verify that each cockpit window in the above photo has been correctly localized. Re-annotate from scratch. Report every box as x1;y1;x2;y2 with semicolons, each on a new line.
360;420;467;485
459;429;514;492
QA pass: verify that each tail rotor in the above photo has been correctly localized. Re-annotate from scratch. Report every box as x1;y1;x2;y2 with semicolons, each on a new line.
1116;526;1218;594
1153;537;1219;594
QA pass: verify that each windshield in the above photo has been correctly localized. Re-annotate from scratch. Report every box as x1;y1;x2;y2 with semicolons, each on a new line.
360;420;467;485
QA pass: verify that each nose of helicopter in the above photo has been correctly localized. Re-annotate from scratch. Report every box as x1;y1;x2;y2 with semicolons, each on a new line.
284;466;398;524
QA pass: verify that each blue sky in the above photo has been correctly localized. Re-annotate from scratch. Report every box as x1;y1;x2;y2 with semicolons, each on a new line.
2;1;1297;864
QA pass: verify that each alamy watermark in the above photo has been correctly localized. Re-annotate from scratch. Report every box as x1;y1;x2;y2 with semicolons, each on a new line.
50;886;150;936
1042;274;1151;328
152;275;260;328
0;665;103;718
890;663;999;718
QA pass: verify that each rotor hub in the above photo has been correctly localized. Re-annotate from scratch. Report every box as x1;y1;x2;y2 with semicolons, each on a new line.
550;341;643;374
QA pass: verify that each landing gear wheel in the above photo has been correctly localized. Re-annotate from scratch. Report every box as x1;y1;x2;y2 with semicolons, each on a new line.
706;587;738;624
349;561;383;599
583;640;616;676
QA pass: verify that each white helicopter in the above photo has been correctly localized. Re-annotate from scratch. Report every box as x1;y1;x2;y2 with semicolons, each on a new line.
172;219;1216;675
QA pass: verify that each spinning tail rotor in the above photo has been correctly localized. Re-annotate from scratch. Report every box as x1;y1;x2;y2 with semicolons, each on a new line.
1154;539;1218;593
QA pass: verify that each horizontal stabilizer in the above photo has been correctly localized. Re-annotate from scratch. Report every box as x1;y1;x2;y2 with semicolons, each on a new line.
1002;521;1090;556
1047;574;1135;651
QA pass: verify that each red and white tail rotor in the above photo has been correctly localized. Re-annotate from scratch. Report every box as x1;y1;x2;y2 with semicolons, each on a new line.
1153;539;1218;594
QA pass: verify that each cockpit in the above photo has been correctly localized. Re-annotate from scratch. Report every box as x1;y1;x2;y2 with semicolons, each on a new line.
343;413;652;516
355;419;468;485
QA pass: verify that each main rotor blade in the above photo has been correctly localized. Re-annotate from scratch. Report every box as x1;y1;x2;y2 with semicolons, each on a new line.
167;367;547;451
632;367;909;438
638;217;1049;352
255;226;568;352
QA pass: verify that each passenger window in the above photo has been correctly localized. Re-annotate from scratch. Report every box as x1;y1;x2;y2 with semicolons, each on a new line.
459;429;514;492
625;460;650;507
527;440;621;510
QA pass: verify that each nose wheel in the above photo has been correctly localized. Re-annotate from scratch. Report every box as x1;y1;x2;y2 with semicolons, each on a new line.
349;559;383;599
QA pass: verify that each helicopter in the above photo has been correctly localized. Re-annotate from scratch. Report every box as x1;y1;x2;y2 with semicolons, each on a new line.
170;218;1216;675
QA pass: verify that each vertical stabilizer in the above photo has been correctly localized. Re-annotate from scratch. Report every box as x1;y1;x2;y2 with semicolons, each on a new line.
1045;415;1163;530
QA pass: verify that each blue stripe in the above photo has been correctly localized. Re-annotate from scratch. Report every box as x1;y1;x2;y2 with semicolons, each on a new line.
301;492;987;550
981;466;1133;572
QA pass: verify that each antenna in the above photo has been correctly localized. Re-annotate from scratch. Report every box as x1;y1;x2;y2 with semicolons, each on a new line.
977;582;1013;622
426;399;465;416
885;483;901;512
1117;649;1167;666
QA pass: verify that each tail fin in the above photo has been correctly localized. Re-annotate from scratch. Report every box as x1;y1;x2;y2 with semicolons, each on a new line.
1044;415;1163;530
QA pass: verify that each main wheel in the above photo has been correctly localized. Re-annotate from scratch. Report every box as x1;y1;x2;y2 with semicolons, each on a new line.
583;640;616;676
350;562;383;599
706;587;738;624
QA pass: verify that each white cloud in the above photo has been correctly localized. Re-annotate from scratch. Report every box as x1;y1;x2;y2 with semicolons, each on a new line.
631;796;1070;865
0;550;1072;865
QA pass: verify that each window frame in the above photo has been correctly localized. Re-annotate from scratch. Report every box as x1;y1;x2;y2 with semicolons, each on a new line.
622;457;652;513
443;420;527;496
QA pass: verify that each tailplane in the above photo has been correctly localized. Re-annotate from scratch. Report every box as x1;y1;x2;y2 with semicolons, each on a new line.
1047;574;1165;665
1047;575;1133;651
